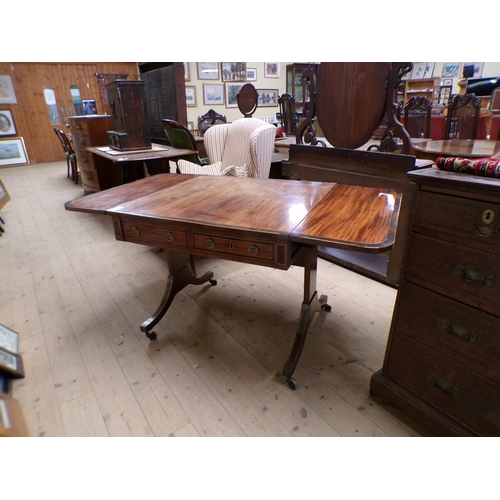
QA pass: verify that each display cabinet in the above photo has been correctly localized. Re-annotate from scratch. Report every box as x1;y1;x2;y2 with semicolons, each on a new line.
286;63;318;117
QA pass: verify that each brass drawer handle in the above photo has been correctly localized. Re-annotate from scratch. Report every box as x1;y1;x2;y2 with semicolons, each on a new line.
151;230;156;237
429;373;458;397
166;232;174;243
249;245;259;256
453;264;494;286
132;227;140;237
206;238;215;249
439;319;477;343
473;224;499;238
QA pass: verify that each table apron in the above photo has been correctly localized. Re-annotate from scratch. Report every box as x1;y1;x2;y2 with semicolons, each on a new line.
112;215;298;270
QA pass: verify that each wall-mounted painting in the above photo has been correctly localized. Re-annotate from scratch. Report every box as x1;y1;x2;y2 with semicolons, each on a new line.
221;63;247;82
0;75;17;104
0;137;29;167
442;63;461;78
225;83;244;108
185;86;197;106
203;84;224;106
197;62;219;80
257;89;279;107
264;63;280;78
246;68;257;81
463;62;484;78
0;110;16;136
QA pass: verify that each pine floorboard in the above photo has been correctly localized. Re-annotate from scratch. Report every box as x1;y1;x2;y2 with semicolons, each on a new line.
0;161;437;437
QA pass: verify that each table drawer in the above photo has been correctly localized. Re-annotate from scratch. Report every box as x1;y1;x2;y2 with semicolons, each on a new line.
122;222;187;247
386;334;500;436
405;232;500;315
193;233;274;262
79;166;99;191
72;133;92;151
75;150;94;170
70;120;90;136
395;280;500;385
415;191;500;251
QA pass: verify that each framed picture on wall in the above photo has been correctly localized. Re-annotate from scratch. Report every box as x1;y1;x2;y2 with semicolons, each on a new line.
185;86;197;106
203;84;224;105
184;63;190;81
264;63;280;78
257;89;279;107
221;63;247;82
0;75;17;104
423;62;435;78
442;79;453;86
0;110;16;136
463;62;484;78
442;63;461;78
412;63;426;79
197;62;219;80
246;68;257;81
225;83;244;108
0;137;30;167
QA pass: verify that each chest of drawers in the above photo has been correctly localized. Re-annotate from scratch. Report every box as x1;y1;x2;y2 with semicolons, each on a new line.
370;168;500;436
69;115;112;193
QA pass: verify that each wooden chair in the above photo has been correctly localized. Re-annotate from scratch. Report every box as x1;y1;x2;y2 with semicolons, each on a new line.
198;109;227;137
277;93;297;135
403;96;432;139
53;128;78;183
445;93;482;139
161;119;207;170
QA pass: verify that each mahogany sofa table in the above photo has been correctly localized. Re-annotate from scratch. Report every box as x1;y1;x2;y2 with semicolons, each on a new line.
87;143;197;191
412;139;500;161
65;174;401;389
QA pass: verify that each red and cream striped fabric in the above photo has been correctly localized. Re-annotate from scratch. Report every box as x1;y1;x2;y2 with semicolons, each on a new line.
177;118;276;178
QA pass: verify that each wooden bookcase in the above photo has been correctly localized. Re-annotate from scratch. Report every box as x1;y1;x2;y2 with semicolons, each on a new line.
404;78;440;104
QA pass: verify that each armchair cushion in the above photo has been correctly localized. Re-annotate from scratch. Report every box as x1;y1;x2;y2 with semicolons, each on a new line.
176;160;249;177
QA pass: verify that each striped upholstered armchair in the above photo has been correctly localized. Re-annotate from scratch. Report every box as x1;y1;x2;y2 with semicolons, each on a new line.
177;118;276;179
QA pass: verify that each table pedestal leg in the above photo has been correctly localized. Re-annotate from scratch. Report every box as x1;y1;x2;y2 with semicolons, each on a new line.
140;251;215;340
282;246;330;389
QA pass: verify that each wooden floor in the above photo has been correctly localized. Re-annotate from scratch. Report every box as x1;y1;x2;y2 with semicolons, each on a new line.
0;161;436;437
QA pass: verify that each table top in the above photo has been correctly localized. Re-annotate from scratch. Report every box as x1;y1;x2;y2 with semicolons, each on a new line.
65;174;401;251
412;139;500;159
87;143;196;162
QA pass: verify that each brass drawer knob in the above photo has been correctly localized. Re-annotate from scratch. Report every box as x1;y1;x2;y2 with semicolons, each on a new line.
166;232;174;243
132;227;140;237
206;238;215;249
249;245;259;256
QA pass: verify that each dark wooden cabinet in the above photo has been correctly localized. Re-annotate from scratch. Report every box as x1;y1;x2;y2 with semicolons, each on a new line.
371;168;500;436
286;63;317;117
69;115;112;193
106;80;151;151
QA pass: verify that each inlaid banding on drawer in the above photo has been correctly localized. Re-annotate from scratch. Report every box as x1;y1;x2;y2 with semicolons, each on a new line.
122;222;187;247
193;233;274;261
